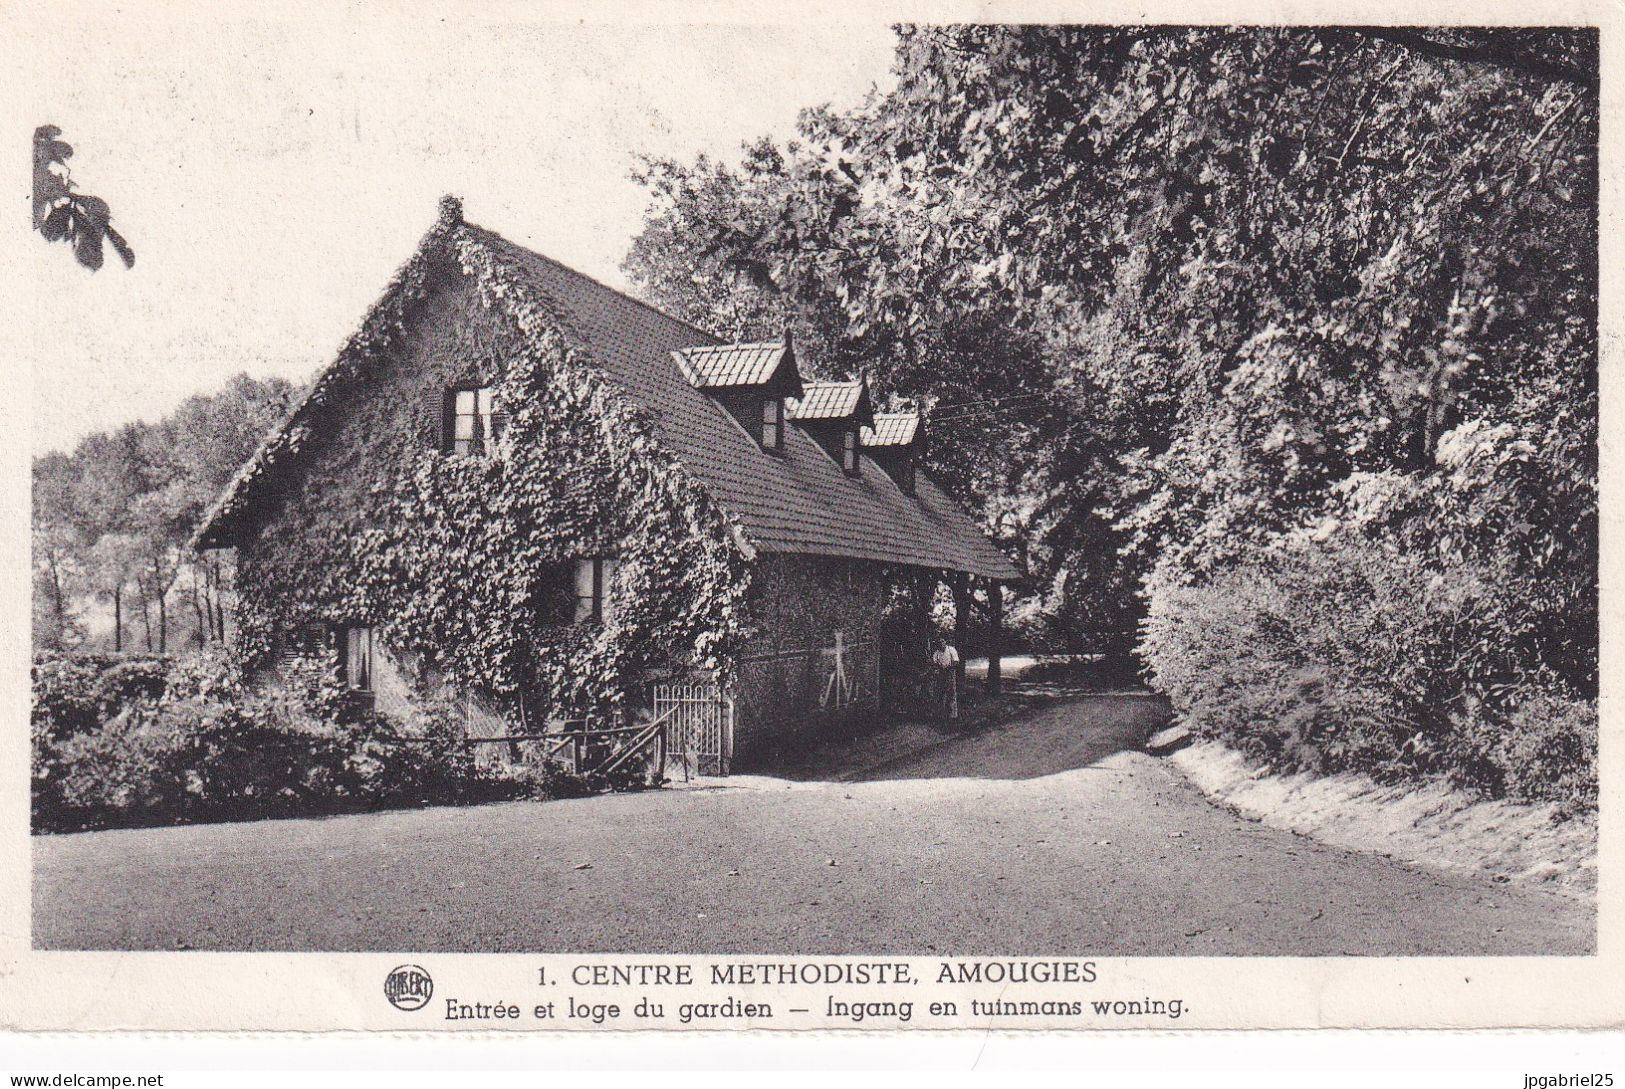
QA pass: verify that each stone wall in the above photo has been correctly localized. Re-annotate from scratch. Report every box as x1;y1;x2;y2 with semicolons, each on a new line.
731;554;930;768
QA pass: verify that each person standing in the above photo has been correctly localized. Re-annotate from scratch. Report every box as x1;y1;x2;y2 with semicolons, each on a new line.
932;636;960;720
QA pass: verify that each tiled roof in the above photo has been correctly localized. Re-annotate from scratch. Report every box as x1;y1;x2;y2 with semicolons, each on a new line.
673;341;791;389
194;208;1019;582
468;226;1017;580
863;412;920;447
788;380;873;425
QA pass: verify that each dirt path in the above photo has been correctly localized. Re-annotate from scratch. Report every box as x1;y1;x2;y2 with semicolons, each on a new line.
32;692;1594;954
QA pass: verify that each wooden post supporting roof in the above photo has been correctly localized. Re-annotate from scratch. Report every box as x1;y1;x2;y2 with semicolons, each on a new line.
950;573;969;705
987;580;1003;697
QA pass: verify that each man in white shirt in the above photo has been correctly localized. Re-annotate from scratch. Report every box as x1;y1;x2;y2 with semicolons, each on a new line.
932;637;960;720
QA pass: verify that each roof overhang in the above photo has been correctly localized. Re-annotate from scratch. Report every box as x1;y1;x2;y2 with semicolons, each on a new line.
788;378;876;430
672;338;804;400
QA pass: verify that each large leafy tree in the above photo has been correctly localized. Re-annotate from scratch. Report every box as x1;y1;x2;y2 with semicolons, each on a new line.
624;26;1596;669
32;454;85;651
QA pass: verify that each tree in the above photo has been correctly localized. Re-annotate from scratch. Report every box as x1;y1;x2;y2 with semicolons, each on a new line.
31;374;297;655
87;533;145;652
33;125;134;271
624;26;1596;672
32;454;85;650
32;521;83;651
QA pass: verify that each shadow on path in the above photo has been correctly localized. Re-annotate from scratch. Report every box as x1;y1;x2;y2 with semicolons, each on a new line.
769;687;1172;784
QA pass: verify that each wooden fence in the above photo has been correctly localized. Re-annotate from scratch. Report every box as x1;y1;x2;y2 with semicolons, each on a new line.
391;708;674;780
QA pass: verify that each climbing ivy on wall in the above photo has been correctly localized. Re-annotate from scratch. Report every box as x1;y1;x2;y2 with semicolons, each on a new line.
232;221;754;721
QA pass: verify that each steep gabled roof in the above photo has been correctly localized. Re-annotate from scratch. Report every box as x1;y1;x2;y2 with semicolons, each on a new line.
194;202;1020;582
789;379;875;428
190;199;464;551
863;412;920;447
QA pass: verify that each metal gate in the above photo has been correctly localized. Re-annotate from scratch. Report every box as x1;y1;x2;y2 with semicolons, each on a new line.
653;678;733;778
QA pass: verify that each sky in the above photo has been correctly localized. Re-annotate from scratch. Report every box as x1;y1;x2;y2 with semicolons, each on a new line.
21;5;899;456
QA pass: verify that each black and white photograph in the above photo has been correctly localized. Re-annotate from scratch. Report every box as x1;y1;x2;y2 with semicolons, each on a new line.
8;2;1615;1042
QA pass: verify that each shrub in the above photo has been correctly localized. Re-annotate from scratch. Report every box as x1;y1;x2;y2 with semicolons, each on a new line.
340;693;519;808
96;657;171;711
1142;542;1431;777
31;655;108;740
1141;536;1596;811
1449;690;1598;818
163;649;246;703
42;707;198;830
183;698;351;816
32;652;183;741
30;652;631;833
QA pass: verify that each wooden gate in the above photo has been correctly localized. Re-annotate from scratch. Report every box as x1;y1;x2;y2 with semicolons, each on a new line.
653;678;733;778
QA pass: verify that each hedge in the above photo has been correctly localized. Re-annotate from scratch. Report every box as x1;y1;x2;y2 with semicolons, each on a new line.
31;651;656;834
1140;539;1596;818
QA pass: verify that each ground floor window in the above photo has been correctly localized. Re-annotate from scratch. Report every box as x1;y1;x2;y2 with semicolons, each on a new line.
344;626;374;692
573;557;618;624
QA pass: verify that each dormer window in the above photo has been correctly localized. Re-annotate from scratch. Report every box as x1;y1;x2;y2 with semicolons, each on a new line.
671;337;805;456
785;378;875;475
443;386;507;456
761;398;784;452
861;411;922;495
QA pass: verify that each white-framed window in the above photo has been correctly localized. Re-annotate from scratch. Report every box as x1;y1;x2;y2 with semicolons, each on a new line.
842;429;859;475
445;386;508;456
344;626;374;693
573;557;618;625
761;398;783;451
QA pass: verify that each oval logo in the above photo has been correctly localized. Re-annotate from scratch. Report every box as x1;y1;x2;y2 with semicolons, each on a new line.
385;964;433;1011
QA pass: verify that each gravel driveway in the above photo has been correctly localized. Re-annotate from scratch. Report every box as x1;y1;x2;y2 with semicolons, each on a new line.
32;692;1594;954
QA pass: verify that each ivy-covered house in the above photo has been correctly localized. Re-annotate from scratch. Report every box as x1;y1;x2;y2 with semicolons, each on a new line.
192;196;1019;771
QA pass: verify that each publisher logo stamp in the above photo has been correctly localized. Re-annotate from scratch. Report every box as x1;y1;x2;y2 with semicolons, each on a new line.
385;964;433;1011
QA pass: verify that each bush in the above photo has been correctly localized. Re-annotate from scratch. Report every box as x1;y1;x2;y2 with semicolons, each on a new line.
97;657;171;710
32;652;181;741
163;649;246;704
43;708;197;828
1141;537;1596;812
30;651;632;833
32;691;559;833
1143;542;1425;778
31;655;108;740
1450;690;1598;818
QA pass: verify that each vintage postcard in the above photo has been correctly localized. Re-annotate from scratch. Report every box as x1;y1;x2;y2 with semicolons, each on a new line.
1;0;1619;1038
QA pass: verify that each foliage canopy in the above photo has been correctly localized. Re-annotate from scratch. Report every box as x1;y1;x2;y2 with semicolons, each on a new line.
624;25;1596;664
624;26;1596;798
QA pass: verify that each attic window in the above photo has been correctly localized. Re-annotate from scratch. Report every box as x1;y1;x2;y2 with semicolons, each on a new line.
444;386;507;456
761;398;784;452
842;429;859;475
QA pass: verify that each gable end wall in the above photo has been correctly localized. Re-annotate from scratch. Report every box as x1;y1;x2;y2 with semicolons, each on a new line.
230;258;750;727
